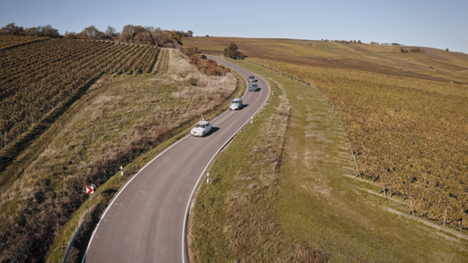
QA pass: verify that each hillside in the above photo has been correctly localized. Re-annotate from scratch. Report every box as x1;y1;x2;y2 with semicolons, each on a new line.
185;37;468;261
184;36;468;226
0;36;238;262
0;37;159;175
184;37;468;84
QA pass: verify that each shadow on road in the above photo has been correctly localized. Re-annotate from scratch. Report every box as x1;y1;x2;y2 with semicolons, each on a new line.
205;127;220;137
249;88;261;92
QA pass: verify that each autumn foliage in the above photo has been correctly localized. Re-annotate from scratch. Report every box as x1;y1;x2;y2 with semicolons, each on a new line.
248;57;468;230
183;47;230;76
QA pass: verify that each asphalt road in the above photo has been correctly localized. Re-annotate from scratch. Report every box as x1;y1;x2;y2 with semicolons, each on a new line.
83;57;269;263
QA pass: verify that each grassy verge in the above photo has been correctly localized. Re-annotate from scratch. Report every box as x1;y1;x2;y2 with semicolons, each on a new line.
45;52;246;263
189;60;323;262
189;58;468;262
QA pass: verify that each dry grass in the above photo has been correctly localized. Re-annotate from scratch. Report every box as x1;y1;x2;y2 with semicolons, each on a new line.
183;37;468;84
189;74;324;262
184;36;468;227
241;60;468;262
0;48;237;262
247;56;468;227
183;37;468;261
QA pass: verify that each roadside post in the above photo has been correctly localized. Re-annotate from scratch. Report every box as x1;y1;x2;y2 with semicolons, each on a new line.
86;184;96;199
207;173;210;184
461;218;464;236
120;166;123;176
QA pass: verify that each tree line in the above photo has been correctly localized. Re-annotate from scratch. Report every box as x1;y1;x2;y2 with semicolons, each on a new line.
0;23;193;48
0;23;60;38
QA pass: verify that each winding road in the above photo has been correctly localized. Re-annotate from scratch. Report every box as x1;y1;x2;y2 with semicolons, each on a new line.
83;57;269;263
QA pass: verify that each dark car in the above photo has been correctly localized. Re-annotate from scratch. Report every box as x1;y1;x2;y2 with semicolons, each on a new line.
249;83;259;92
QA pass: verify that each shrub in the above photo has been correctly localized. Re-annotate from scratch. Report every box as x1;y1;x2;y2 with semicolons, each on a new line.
223;42;244;59
184;46;199;56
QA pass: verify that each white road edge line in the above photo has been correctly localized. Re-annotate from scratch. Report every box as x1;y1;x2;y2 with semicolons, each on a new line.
81;133;190;263
82;94;237;262
81;58;267;263
181;59;270;263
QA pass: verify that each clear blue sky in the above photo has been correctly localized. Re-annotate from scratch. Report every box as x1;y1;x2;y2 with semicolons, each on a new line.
1;0;466;52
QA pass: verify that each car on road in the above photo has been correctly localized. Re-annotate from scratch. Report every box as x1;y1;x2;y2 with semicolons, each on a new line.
229;98;243;110
249;83;259;92
190;120;213;137
248;76;257;82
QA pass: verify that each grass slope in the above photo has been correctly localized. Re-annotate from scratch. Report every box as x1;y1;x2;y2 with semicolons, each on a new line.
189;57;468;262
46;49;244;263
189;63;323;262
184;36;468;231
0;48;239;262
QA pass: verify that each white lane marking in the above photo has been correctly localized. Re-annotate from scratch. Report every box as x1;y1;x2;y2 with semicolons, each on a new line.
181;59;270;263
82;58;268;263
83;59;251;263
82;133;191;262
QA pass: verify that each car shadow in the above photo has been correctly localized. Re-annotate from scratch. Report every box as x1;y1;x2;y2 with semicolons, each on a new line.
248;88;261;92
205;127;220;137
241;104;249;109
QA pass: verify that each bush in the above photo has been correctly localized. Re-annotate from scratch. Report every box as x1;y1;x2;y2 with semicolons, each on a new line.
184;46;199;56
223;42;244;59
188;54;229;76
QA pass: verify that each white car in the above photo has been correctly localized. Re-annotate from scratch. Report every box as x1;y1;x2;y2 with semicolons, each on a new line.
229;98;243;110
190;121;213;137
248;76;257;82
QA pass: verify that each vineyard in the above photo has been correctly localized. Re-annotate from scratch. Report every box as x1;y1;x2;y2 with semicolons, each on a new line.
0;35;49;50
183;37;468;232
247;57;468;230
0;37;159;173
0;43;238;262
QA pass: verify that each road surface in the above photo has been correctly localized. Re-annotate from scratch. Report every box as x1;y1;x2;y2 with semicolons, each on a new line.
84;57;269;263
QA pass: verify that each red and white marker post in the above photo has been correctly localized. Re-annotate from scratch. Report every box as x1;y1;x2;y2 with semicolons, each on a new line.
86;184;96;199
86;186;94;194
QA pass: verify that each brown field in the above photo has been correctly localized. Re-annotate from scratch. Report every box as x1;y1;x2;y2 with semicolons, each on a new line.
184;37;468;261
184;36;468;226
